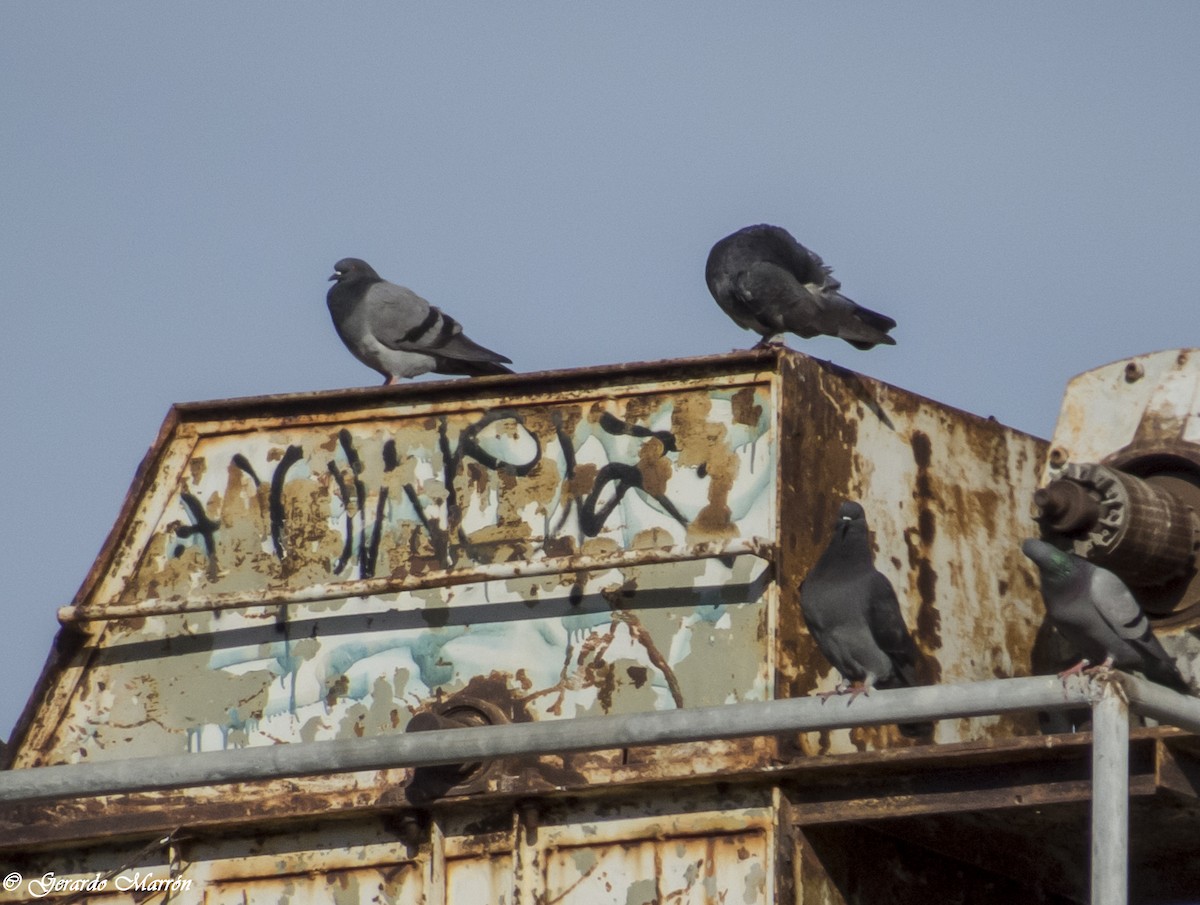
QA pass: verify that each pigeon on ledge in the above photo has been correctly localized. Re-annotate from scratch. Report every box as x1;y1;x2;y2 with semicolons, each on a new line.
705;224;895;350
800;501;932;737
1022;538;1188;692
327;257;513;384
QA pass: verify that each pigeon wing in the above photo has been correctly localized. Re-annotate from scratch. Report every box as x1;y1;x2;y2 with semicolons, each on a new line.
865;572;921;688
1089;568;1188;691
733;262;823;337
865;570;932;736
364;281;437;347
367;282;511;364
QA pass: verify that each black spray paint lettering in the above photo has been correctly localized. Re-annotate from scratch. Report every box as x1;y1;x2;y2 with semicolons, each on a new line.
174;492;221;581
194;406;694;577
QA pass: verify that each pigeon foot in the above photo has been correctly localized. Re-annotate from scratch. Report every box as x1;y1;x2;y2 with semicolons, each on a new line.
845;682;872;703
1082;657;1116;677
1058;659;1092;684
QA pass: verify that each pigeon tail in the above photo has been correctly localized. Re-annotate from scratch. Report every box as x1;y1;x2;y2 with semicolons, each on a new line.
434;358;515;378
837;300;898;350
1137;652;1191;695
430;330;514;366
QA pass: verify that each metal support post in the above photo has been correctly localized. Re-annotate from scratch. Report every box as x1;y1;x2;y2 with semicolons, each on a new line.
1091;684;1129;905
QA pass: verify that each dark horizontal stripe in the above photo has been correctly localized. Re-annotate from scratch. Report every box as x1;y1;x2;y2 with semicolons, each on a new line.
399;308;441;343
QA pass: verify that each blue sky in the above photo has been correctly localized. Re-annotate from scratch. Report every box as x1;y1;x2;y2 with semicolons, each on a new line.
3;4;1200;740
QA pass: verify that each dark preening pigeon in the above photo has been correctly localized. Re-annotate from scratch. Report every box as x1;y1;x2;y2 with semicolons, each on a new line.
1021;539;1188;692
705;224;896;350
327;258;514;384
800;501;932;737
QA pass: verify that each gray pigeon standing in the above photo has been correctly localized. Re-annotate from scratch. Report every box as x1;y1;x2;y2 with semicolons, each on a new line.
705;224;896;350
327;258;514;384
800;501;932;737
1021;539;1188;692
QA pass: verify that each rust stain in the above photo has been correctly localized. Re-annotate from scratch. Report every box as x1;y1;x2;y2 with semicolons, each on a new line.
613;610;685;709
636;438;673;497
730;386;763;427
906;430;943;682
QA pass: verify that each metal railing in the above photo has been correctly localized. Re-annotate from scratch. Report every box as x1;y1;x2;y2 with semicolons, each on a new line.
4;672;1197;905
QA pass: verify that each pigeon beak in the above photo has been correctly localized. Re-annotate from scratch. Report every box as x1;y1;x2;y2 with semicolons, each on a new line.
328;272;339;281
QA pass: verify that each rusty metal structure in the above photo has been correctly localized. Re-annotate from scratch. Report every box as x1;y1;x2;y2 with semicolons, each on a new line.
3;347;1200;904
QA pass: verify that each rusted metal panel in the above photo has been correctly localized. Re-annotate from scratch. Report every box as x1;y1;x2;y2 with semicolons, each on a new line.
86;381;776;610
29;554;772;765
543;832;769;905
1;821;426;905
12;349;1054;778
775;355;1050;753
1046;349;1200;468
5;348;1096;904
1;790;775;905
535;789;775;905
19;367;778;769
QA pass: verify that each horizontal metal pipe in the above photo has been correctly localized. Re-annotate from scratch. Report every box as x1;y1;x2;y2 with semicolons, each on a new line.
0;675;1095;804
1117;672;1200;735
59;537;774;624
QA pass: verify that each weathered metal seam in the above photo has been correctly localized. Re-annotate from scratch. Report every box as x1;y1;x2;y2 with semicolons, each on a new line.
182;373;777;440
766;369;783;705
59;537;777;622
68;407;185;609
169;350;785;420
5;626;114;770
427;815;447;905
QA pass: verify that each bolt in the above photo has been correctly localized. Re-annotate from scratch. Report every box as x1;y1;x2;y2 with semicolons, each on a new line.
1048;447;1069;469
520;802;540;845
1033;480;1101;535
1124;361;1144;383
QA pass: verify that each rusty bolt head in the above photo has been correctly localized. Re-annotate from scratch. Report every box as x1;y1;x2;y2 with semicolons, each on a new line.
1033;481;1101;535
1048;447;1069;469
1124;361;1144;383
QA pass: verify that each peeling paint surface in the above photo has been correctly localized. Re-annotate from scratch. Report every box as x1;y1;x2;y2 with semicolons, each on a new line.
1046;349;1200;467
56;555;771;759
13;352;1057;769
2;351;1109;905
120;388;774;605
31;378;777;764
774;357;1050;752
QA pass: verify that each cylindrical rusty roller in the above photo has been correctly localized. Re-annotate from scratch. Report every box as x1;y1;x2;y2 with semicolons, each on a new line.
1034;463;1199;589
